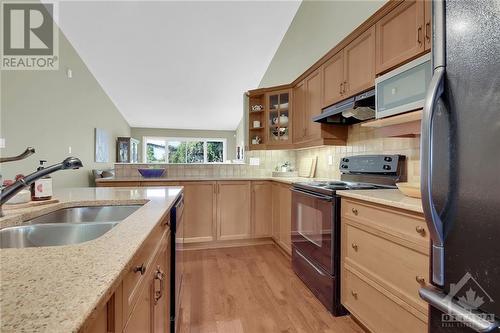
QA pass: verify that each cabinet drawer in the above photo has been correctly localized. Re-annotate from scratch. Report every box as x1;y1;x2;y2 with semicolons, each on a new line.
345;224;428;312
123;220;168;318
342;199;429;251
343;269;426;333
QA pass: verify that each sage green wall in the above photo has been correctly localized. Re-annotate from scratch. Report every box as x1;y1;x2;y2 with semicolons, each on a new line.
131;127;237;162
259;0;387;88
0;30;130;188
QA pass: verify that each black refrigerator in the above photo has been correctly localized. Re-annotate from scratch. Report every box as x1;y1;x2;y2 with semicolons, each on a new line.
418;0;500;332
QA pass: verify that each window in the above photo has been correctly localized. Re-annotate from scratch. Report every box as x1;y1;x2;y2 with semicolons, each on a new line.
144;137;226;164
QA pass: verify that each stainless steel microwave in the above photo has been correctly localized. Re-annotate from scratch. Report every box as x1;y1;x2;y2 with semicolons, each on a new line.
375;53;432;119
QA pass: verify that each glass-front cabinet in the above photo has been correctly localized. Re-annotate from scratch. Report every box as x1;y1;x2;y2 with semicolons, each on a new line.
266;89;292;146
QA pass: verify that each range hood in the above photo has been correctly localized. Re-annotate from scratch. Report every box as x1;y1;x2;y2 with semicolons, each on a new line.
312;89;375;124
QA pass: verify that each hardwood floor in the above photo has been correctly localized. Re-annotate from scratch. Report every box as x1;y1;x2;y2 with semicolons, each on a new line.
179;244;365;333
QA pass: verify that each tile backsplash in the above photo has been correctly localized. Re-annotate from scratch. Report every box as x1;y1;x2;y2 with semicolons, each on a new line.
116;124;420;182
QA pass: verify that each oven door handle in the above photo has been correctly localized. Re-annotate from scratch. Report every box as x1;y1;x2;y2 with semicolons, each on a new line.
295;249;327;277
291;188;332;202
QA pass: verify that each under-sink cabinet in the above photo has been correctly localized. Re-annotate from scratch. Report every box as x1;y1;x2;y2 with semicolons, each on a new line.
340;198;429;333
83;214;171;333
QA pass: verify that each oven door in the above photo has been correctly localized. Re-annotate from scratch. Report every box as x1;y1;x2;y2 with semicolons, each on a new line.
291;188;335;275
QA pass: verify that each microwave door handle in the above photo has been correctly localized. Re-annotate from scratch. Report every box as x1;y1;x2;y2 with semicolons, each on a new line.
290;188;332;202
419;286;500;333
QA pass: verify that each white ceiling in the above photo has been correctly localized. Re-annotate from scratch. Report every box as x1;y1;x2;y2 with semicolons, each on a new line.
56;1;301;131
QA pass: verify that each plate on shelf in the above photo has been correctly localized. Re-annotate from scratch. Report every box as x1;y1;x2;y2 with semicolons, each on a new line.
273;102;289;110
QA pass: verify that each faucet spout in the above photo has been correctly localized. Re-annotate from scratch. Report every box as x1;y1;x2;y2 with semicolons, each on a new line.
0;157;83;217
0;147;36;163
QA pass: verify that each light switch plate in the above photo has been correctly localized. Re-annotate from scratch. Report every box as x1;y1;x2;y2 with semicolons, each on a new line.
249;157;260;166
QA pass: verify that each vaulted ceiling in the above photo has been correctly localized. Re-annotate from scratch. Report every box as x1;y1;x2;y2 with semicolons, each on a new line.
56;1;301;130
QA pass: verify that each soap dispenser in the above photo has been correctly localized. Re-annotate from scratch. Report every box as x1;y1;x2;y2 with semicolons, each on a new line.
31;160;53;201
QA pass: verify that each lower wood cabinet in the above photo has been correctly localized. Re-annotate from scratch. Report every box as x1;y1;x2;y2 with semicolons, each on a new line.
251;181;273;238
217;181;251;241
271;182;292;255
180;181;216;243
341;198;429;333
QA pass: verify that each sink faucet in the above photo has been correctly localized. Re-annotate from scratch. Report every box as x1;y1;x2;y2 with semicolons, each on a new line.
0;147;36;163
0;157;83;217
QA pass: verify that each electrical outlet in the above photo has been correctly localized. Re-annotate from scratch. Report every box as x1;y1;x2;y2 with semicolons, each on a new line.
249;157;260;166
68;146;72;154
328;155;333;166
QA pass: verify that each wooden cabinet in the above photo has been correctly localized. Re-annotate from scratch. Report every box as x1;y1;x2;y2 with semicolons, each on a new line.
266;89;292;148
341;198;429;333
321;51;344;107
152;239;170;333
424;0;432;51
270;183;292;255
292;80;306;143
343;26;375;97
181;182;216;243
305;69;322;141
375;0;426;74
217;181;251;240
251;181;273;238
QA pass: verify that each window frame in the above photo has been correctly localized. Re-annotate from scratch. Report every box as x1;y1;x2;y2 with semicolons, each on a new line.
143;136;227;164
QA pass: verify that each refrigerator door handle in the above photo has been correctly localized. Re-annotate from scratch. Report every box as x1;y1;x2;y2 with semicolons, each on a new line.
419;286;500;332
420;0;447;287
421;66;446;286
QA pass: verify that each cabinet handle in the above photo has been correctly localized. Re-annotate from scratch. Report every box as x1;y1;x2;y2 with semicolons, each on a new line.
343;81;347;94
154;266;165;305
351;243;359;251
133;263;146;275
425;22;431;43
339;82;343;95
417;25;423;45
351;290;358;299
416;275;426;285
415;225;426;236
351;208;358;216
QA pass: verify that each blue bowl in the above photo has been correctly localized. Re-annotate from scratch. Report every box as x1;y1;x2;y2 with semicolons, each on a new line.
138;168;165;178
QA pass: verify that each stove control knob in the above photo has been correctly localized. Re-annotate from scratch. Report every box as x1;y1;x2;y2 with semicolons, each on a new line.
342;158;349;162
384;156;393;162
341;164;348;169
383;165;391;170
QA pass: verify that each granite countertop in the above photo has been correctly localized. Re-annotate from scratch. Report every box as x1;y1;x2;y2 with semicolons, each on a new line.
0;187;182;333
95;175;317;185
336;189;423;213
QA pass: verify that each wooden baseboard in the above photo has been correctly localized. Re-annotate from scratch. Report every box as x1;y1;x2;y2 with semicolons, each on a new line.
182;237;274;251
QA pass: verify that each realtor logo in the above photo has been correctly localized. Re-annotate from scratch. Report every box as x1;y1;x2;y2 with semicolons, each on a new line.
441;272;496;328
1;1;58;70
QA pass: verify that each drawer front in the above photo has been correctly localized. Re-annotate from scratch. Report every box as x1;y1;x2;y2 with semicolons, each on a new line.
342;199;429;251
123;220;168;317
345;224;428;312
343;269;426;333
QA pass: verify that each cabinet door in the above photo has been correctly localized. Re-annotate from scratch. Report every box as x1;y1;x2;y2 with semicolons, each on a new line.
272;183;280;241
251;181;272;238
123;280;152;333
266;90;292;146
321;51;344;107
375;0;425;74
278;184;292;254
292;80;306;143
305;69;322;140
152;240;170;333
344;26;375;96
181;182;216;243
424;0;431;51
217;181;251;240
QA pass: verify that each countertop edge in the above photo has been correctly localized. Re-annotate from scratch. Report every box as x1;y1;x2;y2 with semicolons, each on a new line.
336;189;423;214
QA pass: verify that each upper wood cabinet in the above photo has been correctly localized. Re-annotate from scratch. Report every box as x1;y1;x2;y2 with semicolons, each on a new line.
265;89;292;148
181;182;216;243
321;51;344;107
251;181;273;238
424;0;432;51
375;0;426;74
292;80;306;143
343;26;376;97
217;181;251;241
305;69;322;141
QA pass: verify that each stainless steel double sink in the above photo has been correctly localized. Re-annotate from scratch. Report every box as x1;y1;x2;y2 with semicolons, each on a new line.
0;205;142;249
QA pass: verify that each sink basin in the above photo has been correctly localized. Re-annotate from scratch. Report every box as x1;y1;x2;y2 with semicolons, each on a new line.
0;222;119;248
0;205;143;249
26;205;142;225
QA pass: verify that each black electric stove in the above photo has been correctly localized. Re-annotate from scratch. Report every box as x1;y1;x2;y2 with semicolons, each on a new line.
291;154;406;316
